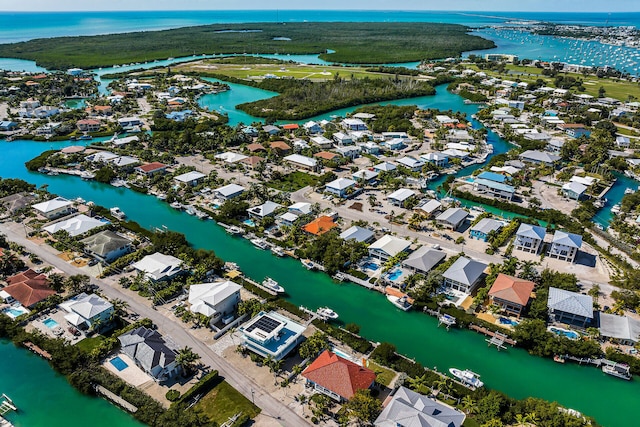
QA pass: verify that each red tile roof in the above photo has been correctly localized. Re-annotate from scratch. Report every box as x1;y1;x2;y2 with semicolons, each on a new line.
302;350;376;400
488;273;535;306
282;124;299;130
246;143;266;152
4;269;55;307
314;151;339;160
303;216;337;236
136;162;167;173
269;141;291;151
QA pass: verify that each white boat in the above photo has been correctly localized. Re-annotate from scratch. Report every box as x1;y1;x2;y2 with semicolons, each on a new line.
301;259;316;270
611;204;621;215
156;193;167;201
109;207;126;220
624;187;635;195
271;246;285;257
316;307;339;320
387;295;413;311
250;238;269;250
80;171;95;180
185;205;197;215
439;313;457;327
602;361;632;380
226;225;244;235
449;368;484;389
195;210;210;220
170;201;183;210
262;277;284;293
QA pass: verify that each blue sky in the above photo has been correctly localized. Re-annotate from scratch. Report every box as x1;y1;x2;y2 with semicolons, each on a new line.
4;1;639;12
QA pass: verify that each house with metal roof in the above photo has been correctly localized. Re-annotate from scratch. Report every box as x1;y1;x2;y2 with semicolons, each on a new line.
402;247;445;274
436;207;468;231
284;154;319;171
473;178;515;200
188;281;241;325
421;152;448;167
396;156;425;172
352;169;379;183
548;230;582;262
43;214;106;237
375;386;465;427
373;162;397;173
368;235;411;261
599;313;640;346
132;252;183;281
81;230;132;263
302;350;376;402
470;218;503;241
60;292;114;331
548;287;593;327
239;311;306;360
519;150;561;167
514;223;547;254
442;257;487;294
325;178;357;198
477;171;508;183
32;196;75;220
340;226;375;243
488;274;535;317
562;181;588;200
387;188;416;208
174;171;206;187
214;183;245;201
118;327;179;382
247;200;282;219
415;199;442;218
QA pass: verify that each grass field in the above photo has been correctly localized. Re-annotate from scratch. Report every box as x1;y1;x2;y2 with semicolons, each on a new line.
75;336;105;353
195;380;260;425
266;171;321;192
368;361;397;387
0;22;494;70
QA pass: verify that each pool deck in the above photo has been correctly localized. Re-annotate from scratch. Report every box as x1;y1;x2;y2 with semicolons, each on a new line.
102;353;151;387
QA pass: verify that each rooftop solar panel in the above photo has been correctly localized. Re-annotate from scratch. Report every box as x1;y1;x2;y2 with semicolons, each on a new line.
245;315;282;334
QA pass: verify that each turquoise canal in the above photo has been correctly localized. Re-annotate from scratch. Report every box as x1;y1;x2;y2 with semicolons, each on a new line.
0;84;637;426
0;340;142;427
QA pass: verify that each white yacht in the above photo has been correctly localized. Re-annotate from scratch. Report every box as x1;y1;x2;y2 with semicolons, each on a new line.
226;225;244;235
262;277;284;293
301;259;316;270
250;238;269;250
109;207;126;220
449;368;484;389
316;307;339;320
387;295;413;311
271;246;285;257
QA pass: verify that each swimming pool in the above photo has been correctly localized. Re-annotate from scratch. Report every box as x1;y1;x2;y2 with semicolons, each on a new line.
110;356;129;371
2;306;28;318
549;326;580;340
362;262;379;271
243;219;256;227
332;347;354;362
386;269;403;281
499;317;519;326
43;318;59;329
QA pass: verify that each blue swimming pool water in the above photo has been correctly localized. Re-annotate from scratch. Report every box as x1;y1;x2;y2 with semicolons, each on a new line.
465;177;475;183
387;269;403;281
43;318;59;329
550;327;580;340
110;356;128;371
499;317;519;326
363;262;379;271
3;307;27;318
243;219;256;227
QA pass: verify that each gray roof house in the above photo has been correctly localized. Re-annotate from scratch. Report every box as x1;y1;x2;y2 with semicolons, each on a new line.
247;201;282;219
214;183;245;201
562;181;588;200
548;230;582;262
368;235;411;261
81;230;133;263
60;292;114;331
436;208;468;230
599;313;640;345
548;287;593;327
442;257;487;294
402;247;446;274
374;386;465;427
339;226;375;243
519;150;561;166
470;218;503;241
514;223;547;254
118;326;179;381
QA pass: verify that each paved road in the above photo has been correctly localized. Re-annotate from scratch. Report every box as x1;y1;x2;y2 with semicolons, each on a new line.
0;222;305;426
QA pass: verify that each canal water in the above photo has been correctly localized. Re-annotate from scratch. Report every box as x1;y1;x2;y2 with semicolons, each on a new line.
0;340;142;427
0;86;637;425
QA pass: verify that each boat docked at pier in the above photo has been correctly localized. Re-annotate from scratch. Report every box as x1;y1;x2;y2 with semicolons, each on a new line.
109;207;126;220
449;368;484;389
250;238;269;250
601;360;632;380
170;201;183;210
262;277;284;293
385;286;414;311
271;246;285;257
225;225;244;235
316;307;339;320
611;204;621;215
301;259;316;270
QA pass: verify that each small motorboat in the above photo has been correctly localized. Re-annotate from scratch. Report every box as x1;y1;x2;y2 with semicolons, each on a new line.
226;225;244;235
301;259;316;270
316;307;339;320
271;246;285;257
449;368;484;389
387;294;413;311
250;238;269;250
170;201;183;210
262;277;284;293
109;207;126;220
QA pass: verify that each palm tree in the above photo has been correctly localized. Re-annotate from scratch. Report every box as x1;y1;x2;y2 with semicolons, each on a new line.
111;298;129;318
407;374;429;391
461;395;476;415
176;346;201;376
91;317;103;333
514;414;528;426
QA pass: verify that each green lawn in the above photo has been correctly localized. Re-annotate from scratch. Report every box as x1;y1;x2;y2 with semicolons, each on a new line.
195;380;260;425
266;171;320;192
76;336;105;353
368;361;397;387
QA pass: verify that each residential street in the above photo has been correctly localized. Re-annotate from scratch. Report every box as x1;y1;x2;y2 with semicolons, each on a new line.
0;222;306;426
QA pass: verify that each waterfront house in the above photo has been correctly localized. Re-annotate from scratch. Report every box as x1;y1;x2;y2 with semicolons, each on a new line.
368;235;411;262
469;218;503;241
284;154;319;172
110;155;139;170
2;269;55;308
488;274;535;317
514;223;547;254
117;117;142;129
436;208;468;231
304;121;323;134
518;150;561;167
548;230;582;263
32;197;75;220
402;247;445;275
473;178;515;201
213;183;245;201
119;327;179;381
174;171;206;187
396;156;425;172
0;193;36;216
247;201;282;220
262;125;280;135
276;211;299;227
239;310;306;360
0;121;18;131
598;313;640;346
421;152;449;167
60;292;114;331
374;386;465;427
415;199;442;218
562;181;588;200
302;350;376;402
135;162;168;176
387;188;416;208
132;252;183;281
442;257;487;294
339;226;375;243
303;216;337;236
76;119;101;132
188;280;241;324
81;230;132;263
325;178;357;198
548;287;593;327
165;110;193;122
86;151;120;163
43;214;106;237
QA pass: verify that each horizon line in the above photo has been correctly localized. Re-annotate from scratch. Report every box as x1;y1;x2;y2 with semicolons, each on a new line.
1;9;639;13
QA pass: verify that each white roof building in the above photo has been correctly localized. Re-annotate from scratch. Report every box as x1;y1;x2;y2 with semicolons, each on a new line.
132;253;183;281
32;197;73;215
368;235;411;260
214;152;248;163
188;281;242;318
284;154;318;169
174;171;206;184
43;214;106;237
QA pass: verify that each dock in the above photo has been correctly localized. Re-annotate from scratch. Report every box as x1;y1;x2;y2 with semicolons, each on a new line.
0;394;16;427
242;276;279;296
299;306;319;324
23;342;52;360
341;272;375;289
438;313;457;330
469;325;516;349
95;385;138;413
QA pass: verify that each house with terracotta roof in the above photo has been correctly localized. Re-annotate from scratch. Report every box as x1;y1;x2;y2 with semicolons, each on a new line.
303;216;337;236
302;350;376;402
76;119;101;132
282;123;299;131
135;162;168;176
2;269;55;308
246;143;266;153
488;273;535;317
314;151;340;161
240;156;265;170
269;141;292;154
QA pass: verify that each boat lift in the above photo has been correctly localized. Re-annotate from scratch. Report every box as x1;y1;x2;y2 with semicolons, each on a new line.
438;314;457;330
486;331;509;351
